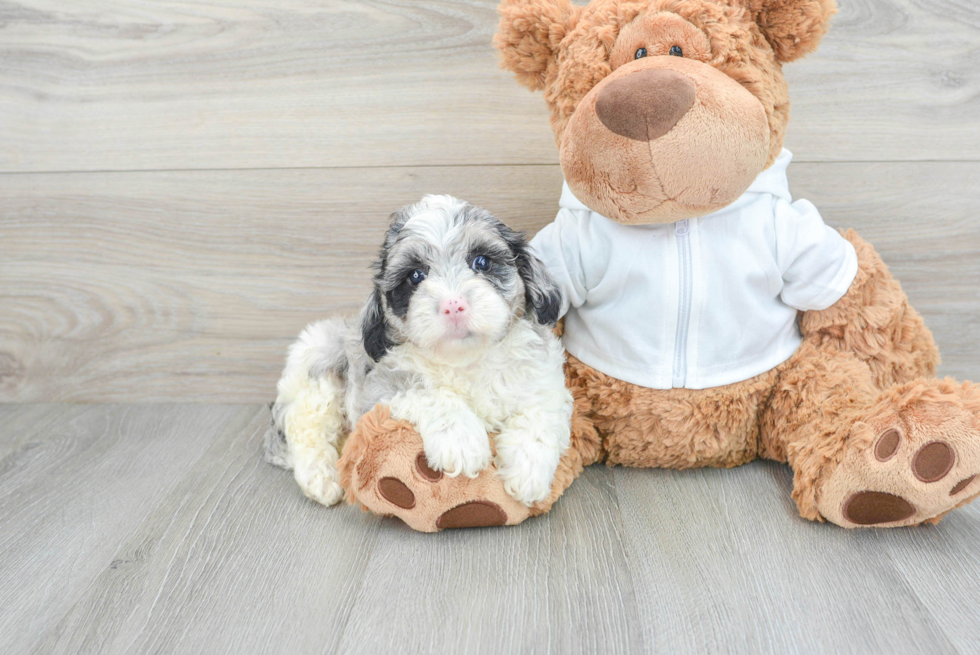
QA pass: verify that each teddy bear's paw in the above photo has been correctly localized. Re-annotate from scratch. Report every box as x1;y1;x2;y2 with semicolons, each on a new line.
294;459;344;507
816;380;980;527
340;408;531;531
367;448;531;532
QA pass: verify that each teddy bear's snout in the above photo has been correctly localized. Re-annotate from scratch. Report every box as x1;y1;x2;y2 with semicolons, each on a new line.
595;68;696;142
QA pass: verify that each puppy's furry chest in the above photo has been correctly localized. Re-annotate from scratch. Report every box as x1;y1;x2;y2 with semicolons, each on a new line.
426;364;521;427
376;321;560;430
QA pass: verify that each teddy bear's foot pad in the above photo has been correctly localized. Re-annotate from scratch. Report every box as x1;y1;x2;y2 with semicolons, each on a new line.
337;406;534;532
817;381;980;528
844;466;978;520
951;475;977;495
436;501;508;529
339;404;591;532
350;441;531;532
842;471;980;525
842;491;915;525
378;477;416;509
373;467;512;527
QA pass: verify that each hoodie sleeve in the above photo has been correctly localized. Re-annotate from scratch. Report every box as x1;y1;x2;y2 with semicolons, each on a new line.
529;207;593;319
774;198;858;311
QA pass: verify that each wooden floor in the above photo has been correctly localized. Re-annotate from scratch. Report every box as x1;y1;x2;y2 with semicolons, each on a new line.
2;0;980;652
1;403;979;654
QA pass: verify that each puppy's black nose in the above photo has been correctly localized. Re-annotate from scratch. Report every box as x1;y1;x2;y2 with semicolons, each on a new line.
595;68;696;142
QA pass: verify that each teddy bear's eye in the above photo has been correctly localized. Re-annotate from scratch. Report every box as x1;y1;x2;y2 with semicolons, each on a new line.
634;47;648;59
669;45;683;57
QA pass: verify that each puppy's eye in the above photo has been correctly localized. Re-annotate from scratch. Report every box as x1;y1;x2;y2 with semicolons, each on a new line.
634;47;648;59
470;255;491;272
408;269;426;285
669;45;683;57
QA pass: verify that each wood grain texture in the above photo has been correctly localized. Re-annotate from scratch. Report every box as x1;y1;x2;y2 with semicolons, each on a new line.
0;0;978;174
614;461;980;654
2;161;978;403
0;403;87;458
29;405;385;655
0;403;256;655
3;404;980;654
337;465;644;655
878;504;980;654
790;162;980;383
0;164;565;403
3;1;979;651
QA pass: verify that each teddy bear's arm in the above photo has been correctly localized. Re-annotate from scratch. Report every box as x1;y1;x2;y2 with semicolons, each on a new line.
773;197;858;311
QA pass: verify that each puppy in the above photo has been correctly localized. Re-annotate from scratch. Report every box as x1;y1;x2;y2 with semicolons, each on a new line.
265;195;573;507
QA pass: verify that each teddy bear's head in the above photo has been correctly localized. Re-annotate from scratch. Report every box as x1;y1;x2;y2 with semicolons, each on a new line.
495;0;835;224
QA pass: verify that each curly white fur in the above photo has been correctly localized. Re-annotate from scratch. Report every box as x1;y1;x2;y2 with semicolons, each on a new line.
267;195;572;507
385;321;572;502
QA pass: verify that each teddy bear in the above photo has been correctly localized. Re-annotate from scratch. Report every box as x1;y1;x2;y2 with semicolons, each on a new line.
337;0;980;531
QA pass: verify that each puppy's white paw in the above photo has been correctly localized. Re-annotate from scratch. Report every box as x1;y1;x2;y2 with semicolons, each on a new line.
421;414;492;479
496;440;560;506
293;459;344;507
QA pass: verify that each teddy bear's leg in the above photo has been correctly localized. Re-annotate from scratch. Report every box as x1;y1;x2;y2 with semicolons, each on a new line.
760;341;980;527
336;400;600;532
566;354;776;469
799;229;941;389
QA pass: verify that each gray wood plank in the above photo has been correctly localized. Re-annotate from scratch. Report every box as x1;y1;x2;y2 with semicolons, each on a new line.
337;465;644;655
0;0;977;173
31;405;383;655
791;162;980;384
0;403;88;458
4;404;980;654
539;466;644;655
0;403;255;655
0;164;565;403
614;461;970;654
2;161;978;403
876;503;980;654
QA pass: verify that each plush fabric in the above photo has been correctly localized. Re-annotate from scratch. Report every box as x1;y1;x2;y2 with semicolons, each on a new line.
337;0;980;529
565;230;980;527
496;0;795;176
559;52;772;222
338;389;603;531
530;150;859;390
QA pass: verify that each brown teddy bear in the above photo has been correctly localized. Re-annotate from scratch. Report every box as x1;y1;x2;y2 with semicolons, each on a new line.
338;0;980;530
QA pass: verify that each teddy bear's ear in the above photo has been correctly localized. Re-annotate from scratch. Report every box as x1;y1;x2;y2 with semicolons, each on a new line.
494;0;582;91
745;0;837;63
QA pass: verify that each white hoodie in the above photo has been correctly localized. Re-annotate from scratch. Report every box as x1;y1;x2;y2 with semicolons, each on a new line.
530;149;858;390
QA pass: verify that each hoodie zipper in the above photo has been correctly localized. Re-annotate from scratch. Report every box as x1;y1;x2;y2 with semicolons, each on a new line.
672;219;692;388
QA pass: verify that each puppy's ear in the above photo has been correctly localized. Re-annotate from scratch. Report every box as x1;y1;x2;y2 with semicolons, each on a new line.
491;217;563;326
362;204;415;362
494;0;581;91
743;0;837;63
519;250;562;327
361;288;393;362
506;232;562;327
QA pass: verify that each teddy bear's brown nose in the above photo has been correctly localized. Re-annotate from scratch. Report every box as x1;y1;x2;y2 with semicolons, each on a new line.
595;68;697;141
